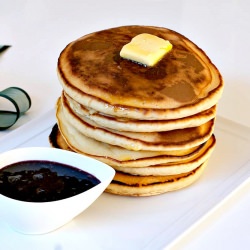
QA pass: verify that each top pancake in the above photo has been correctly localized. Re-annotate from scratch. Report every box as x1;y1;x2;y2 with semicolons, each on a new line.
58;25;223;120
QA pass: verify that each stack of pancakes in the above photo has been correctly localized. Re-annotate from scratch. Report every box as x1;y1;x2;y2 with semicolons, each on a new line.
49;25;223;196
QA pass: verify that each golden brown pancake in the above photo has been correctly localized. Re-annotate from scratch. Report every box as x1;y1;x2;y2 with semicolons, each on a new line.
106;162;208;196
60;94;215;151
112;135;215;176
56;99;202;161
50;123;215;169
58;25;223;120
65;91;217;132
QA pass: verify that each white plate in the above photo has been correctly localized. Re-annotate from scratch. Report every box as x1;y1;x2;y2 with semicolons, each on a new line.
1;109;250;250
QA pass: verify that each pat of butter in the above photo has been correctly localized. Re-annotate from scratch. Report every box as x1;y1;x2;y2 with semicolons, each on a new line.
120;33;172;67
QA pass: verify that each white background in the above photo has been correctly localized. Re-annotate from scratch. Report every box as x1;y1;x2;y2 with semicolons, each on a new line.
1;1;250;249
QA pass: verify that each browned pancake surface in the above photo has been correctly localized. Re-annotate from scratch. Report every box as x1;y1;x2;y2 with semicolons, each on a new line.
58;25;222;110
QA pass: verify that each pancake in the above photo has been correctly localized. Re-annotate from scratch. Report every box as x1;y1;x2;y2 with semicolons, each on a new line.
106;161;208;196
50;123;215;170
112;135;215;176
56;99;202;161
60;94;214;151
58;25;223;120
65;91;217;132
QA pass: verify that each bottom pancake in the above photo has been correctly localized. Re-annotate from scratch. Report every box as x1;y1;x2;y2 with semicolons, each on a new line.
106;161;207;196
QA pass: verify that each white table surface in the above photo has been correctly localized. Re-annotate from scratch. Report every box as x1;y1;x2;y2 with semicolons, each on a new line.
1;0;250;249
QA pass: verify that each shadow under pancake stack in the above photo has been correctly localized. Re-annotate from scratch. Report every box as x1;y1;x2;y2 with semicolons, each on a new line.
49;25;224;196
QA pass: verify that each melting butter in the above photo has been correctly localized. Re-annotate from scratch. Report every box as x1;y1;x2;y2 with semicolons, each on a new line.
120;33;172;67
